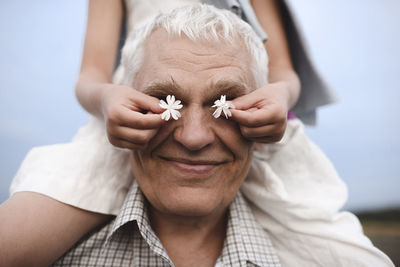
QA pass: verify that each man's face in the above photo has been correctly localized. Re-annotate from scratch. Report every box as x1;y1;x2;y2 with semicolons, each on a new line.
131;29;256;217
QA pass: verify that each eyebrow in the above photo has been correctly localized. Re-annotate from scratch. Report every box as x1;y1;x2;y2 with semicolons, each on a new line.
206;80;249;103
142;78;249;103
142;78;185;100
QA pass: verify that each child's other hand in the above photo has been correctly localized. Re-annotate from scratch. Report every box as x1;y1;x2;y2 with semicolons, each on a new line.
231;83;289;143
101;85;164;150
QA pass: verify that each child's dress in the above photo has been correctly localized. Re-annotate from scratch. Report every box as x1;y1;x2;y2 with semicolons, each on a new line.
9;0;393;266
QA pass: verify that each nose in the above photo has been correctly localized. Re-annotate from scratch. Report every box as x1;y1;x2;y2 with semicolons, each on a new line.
173;105;215;151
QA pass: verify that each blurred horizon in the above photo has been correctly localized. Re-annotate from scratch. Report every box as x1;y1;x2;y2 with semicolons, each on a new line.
0;1;399;212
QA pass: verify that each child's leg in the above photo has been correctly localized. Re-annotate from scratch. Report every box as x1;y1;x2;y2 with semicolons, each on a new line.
3;117;132;265
10;117;132;216
242;119;394;266
0;192;112;266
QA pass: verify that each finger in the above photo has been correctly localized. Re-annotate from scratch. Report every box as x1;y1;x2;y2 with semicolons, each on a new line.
110;127;159;145
127;90;165;114
108;136;146;150
118;110;164;129
231;109;276;127
247;135;284;144
231;90;261;110
240;123;285;139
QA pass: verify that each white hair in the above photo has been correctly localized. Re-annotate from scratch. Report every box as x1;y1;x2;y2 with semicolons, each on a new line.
113;4;268;88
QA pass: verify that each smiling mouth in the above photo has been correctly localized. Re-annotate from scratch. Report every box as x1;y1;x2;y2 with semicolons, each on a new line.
159;156;226;177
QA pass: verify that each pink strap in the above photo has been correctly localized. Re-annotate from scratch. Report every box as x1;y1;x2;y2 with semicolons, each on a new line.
287;111;296;120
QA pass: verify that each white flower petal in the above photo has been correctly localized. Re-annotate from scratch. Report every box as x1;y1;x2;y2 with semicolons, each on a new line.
223;108;232;119
171;109;181;120
167;95;176;104
213;107;222;118
161;110;170;121
159;95;183;121
159;100;169;109
165;110;171;121
212;99;222;107
171;111;177;120
212;95;234;119
172;103;183;109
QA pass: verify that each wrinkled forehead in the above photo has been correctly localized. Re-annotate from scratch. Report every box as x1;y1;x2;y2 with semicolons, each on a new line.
134;29;256;99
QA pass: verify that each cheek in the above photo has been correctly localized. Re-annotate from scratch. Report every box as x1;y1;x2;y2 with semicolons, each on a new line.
214;120;253;202
130;150;146;178
214;118;253;158
146;122;176;152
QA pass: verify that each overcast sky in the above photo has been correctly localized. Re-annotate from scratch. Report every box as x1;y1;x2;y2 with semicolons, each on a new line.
0;1;399;211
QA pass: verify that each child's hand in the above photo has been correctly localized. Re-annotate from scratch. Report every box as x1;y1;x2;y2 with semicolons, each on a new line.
231;83;289;143
101;85;164;150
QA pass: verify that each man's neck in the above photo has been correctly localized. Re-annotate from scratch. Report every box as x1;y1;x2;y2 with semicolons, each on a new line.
149;206;228;267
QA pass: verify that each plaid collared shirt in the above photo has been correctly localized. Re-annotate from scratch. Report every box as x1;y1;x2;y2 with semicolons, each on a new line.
52;182;281;266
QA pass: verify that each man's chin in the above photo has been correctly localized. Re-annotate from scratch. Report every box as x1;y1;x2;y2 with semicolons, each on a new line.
151;187;228;218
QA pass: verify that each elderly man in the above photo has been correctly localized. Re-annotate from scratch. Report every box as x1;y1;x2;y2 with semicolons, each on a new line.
51;4;394;267
53;4;279;267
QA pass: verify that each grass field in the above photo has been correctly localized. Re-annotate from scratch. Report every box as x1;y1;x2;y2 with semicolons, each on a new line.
357;209;400;265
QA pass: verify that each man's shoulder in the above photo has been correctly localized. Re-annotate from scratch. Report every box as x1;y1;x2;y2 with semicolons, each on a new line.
51;219;136;266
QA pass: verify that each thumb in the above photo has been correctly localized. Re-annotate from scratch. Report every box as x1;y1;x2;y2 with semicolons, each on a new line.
131;91;165;114
231;90;259;111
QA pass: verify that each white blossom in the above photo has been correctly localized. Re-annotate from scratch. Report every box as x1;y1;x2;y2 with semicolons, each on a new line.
212;95;235;119
159;95;183;121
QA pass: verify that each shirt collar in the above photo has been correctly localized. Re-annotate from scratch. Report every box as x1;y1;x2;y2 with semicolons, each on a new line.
106;181;148;240
219;190;281;266
104;181;280;267
104;181;173;264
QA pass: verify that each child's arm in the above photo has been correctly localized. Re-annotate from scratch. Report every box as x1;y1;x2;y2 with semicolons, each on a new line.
232;0;301;143
76;0;164;151
0;192;113;266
